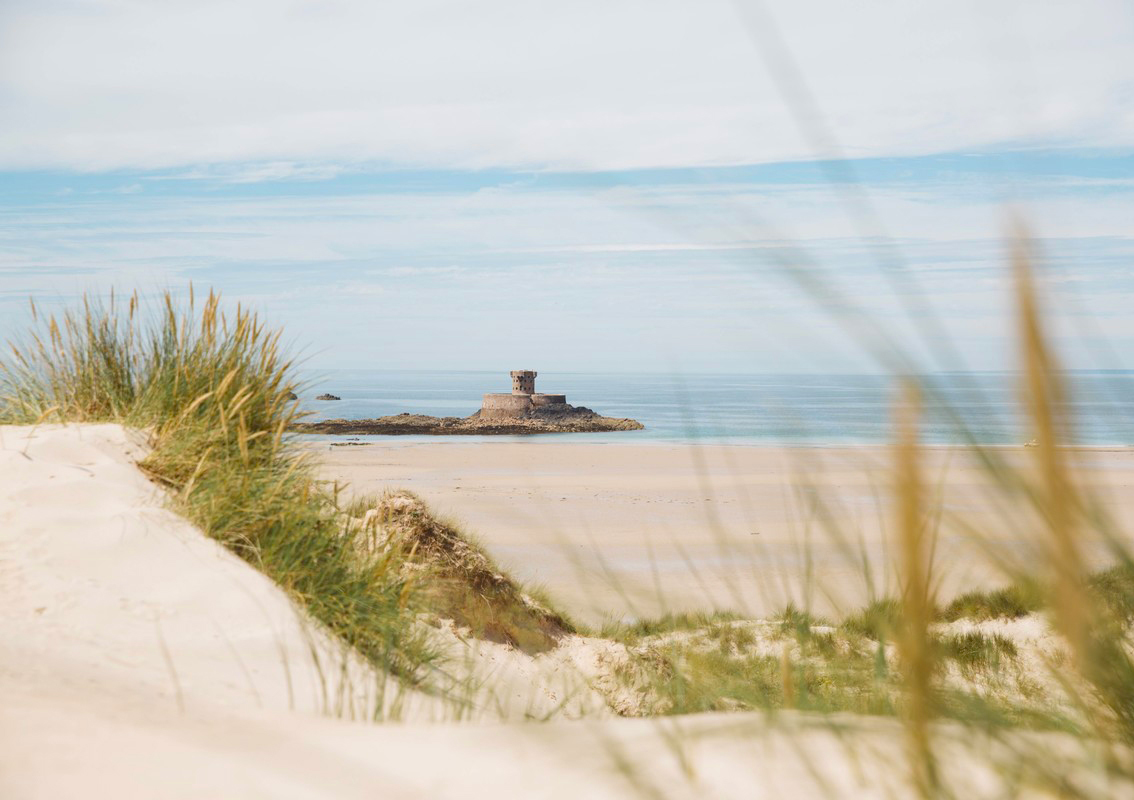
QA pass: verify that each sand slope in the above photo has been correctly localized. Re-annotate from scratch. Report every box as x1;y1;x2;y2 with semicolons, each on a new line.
0;424;384;718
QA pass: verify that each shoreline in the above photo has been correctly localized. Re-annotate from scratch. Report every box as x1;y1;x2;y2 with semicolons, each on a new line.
297;433;1134;451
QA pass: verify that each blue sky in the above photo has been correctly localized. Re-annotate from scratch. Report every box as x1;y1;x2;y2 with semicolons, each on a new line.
2;1;1133;373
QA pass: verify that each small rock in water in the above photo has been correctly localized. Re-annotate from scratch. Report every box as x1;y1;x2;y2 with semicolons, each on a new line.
316;393;341;401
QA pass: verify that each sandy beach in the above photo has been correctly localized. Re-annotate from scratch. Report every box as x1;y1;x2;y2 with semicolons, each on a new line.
316;440;1134;626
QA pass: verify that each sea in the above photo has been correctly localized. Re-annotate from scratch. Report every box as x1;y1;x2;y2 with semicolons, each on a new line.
295;370;1134;446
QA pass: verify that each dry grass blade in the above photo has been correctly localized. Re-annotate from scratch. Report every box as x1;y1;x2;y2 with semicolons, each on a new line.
894;380;938;797
1012;229;1090;667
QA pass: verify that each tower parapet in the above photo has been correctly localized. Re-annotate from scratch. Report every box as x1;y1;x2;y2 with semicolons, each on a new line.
511;370;537;395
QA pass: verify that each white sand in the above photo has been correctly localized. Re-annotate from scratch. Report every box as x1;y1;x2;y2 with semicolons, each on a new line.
0;424;615;724
2;425;1118;798
0;424;399;719
315;440;1134;626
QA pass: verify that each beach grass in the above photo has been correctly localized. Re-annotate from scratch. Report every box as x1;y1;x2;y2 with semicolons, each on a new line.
368;490;575;654
600;610;746;644
595;608;1078;728
938;584;1043;622
838;597;903;641
0;290;556;705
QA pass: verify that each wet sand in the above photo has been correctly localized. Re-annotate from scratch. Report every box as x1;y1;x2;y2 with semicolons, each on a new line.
314;440;1134;626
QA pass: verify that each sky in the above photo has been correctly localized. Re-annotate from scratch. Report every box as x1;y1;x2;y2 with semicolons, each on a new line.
1;0;1133;374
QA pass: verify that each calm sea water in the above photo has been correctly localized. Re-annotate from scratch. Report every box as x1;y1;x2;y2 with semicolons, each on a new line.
296;370;1134;446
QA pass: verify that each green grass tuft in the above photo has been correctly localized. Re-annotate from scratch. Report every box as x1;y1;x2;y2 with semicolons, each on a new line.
939;584;1042;623
777;603;831;638
937;631;1018;675
840;598;903;640
600;610;744;644
372;491;573;654
614;632;895;717
1087;564;1134;627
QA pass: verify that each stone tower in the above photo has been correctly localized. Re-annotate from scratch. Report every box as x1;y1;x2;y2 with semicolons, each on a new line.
481;370;565;419
511;370;537;395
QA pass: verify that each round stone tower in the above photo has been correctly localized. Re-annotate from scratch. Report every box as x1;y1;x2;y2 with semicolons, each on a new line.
482;370;567;419
511;370;537;395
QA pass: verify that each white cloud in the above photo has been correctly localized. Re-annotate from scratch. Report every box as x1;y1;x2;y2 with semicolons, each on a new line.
157;162;348;183
1;0;1132;171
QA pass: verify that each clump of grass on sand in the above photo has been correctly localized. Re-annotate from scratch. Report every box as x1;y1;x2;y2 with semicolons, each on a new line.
1088;564;1134;627
603;615;893;717
0;290;569;696
936;631;1018;675
840;598;903;640
939;584;1043;622
0;291;426;684
597;605;1073;723
352;490;574;654
600;610;744;644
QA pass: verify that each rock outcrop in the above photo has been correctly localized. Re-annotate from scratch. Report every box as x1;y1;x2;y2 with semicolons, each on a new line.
290;403;642;435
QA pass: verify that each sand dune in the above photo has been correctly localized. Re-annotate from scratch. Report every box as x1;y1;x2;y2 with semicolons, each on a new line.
2;425;1118;798
0;424;390;718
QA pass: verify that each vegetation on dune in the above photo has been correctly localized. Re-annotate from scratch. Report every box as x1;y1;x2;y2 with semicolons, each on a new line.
936;631;1018;674
0;291;420;687
0;290;569;702
939;584;1043;622
607;620;895;717
840;598;903;641
593;552;1133;733
600;610;746;644
596;608;1081;725
776;603;831;637
1087;564;1134;627
360;490;575;654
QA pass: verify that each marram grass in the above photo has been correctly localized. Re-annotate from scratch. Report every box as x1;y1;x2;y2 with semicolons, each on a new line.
0;288;579;710
0;290;432;695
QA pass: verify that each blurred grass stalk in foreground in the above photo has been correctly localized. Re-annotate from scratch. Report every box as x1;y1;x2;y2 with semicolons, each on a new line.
894;379;938;797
